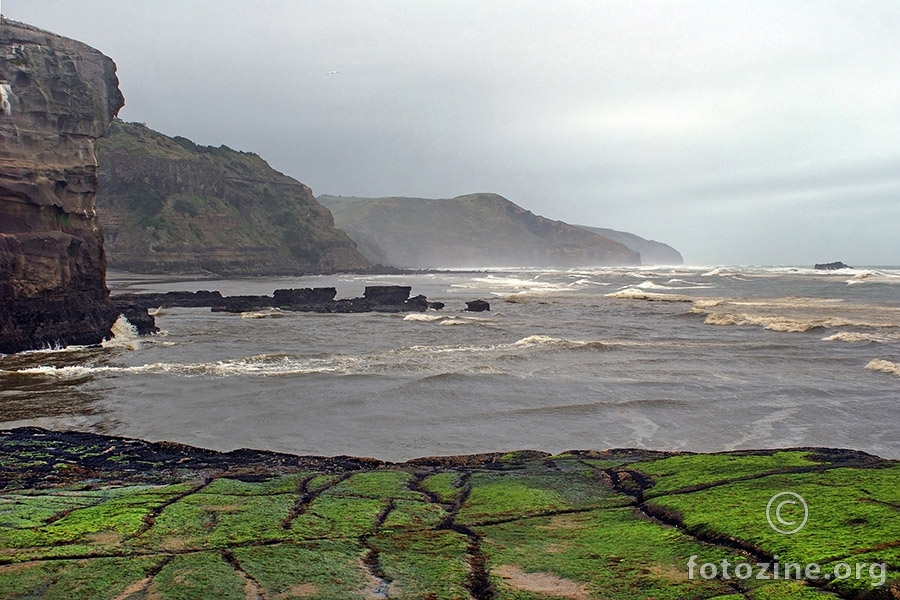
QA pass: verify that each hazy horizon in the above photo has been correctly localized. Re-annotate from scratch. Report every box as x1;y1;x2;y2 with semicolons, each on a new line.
3;1;900;266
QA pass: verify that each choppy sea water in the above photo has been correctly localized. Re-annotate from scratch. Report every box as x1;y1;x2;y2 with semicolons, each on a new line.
1;266;899;461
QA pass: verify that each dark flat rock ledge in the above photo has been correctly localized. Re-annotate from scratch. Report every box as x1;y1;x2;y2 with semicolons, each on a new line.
0;426;886;492
114;284;445;314
2;427;898;598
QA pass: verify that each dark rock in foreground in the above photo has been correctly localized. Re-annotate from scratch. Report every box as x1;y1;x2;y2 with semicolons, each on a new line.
116;284;444;314
815;261;852;270
0;427;897;599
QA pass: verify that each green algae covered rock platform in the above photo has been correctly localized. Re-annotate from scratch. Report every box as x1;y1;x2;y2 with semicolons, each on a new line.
0;428;898;599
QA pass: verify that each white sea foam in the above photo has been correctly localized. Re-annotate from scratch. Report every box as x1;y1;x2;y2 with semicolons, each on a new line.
700;311;895;333
439;318;472;326
822;331;900;343
846;270;900;285
240;308;288;319
512;335;608;350
701;312;826;333
865;359;900;377
12;343;93;356
4;331;611;381
403;313;445;322
605;287;692;302
101;315;141;350
635;280;672;290
403;314;490;326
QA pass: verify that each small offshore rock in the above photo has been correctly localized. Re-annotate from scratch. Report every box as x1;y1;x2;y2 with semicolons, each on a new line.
364;285;411;305
465;299;491;312
814;261;851;270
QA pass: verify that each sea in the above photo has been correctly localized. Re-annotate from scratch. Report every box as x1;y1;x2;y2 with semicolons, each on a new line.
1;265;898;461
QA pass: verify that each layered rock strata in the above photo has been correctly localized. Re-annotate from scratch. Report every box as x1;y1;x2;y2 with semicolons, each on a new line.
96;121;372;275
0;18;153;353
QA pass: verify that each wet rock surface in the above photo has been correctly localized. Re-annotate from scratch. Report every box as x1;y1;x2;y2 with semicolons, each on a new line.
115;284;442;314
815;261;852;270
465;299;491;312
0;427;897;599
0;19;154;353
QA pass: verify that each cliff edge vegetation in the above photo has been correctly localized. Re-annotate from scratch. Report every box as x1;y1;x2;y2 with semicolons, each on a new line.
96;120;371;276
320;194;642;269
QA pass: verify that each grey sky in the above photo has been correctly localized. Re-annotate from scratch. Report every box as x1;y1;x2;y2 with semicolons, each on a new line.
4;0;900;265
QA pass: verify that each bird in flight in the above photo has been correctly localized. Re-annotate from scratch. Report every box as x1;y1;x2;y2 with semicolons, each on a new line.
328;70;339;76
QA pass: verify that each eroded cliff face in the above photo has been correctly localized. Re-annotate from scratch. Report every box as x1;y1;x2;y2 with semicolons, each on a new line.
96;121;372;276
0;18;145;353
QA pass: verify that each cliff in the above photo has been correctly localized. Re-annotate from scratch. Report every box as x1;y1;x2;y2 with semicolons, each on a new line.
578;225;683;265
319;193;641;268
95;121;371;275
0;18;150;354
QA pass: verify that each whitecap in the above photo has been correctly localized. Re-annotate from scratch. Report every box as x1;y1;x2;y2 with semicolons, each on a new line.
512;335;608;351
240;308;288;319
605;287;693;302
101;315;141;350
865;359;900;377
635;280;672;290
403;314;445;322
822;332;898;343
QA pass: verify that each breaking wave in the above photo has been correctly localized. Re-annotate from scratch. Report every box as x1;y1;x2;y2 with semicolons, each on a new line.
846;270;900;285
512;335;610;351
605;287;693;302
403;313;492;326
101;315;141;350
403;314;445;322
865;359;900;377
699;312;864;333
3;334;611;380
822;332;900;343
240;308;289;319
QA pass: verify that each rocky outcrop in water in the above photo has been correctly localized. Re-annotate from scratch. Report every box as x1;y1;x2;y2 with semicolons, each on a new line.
115;284;444;314
96;120;372;276
0;19;154;354
815;261;851;270
465;299;491;312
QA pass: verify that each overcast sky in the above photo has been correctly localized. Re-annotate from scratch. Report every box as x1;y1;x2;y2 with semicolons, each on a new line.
4;0;900;265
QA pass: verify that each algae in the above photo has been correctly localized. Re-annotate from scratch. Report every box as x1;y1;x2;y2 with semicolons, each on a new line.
0;429;896;599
